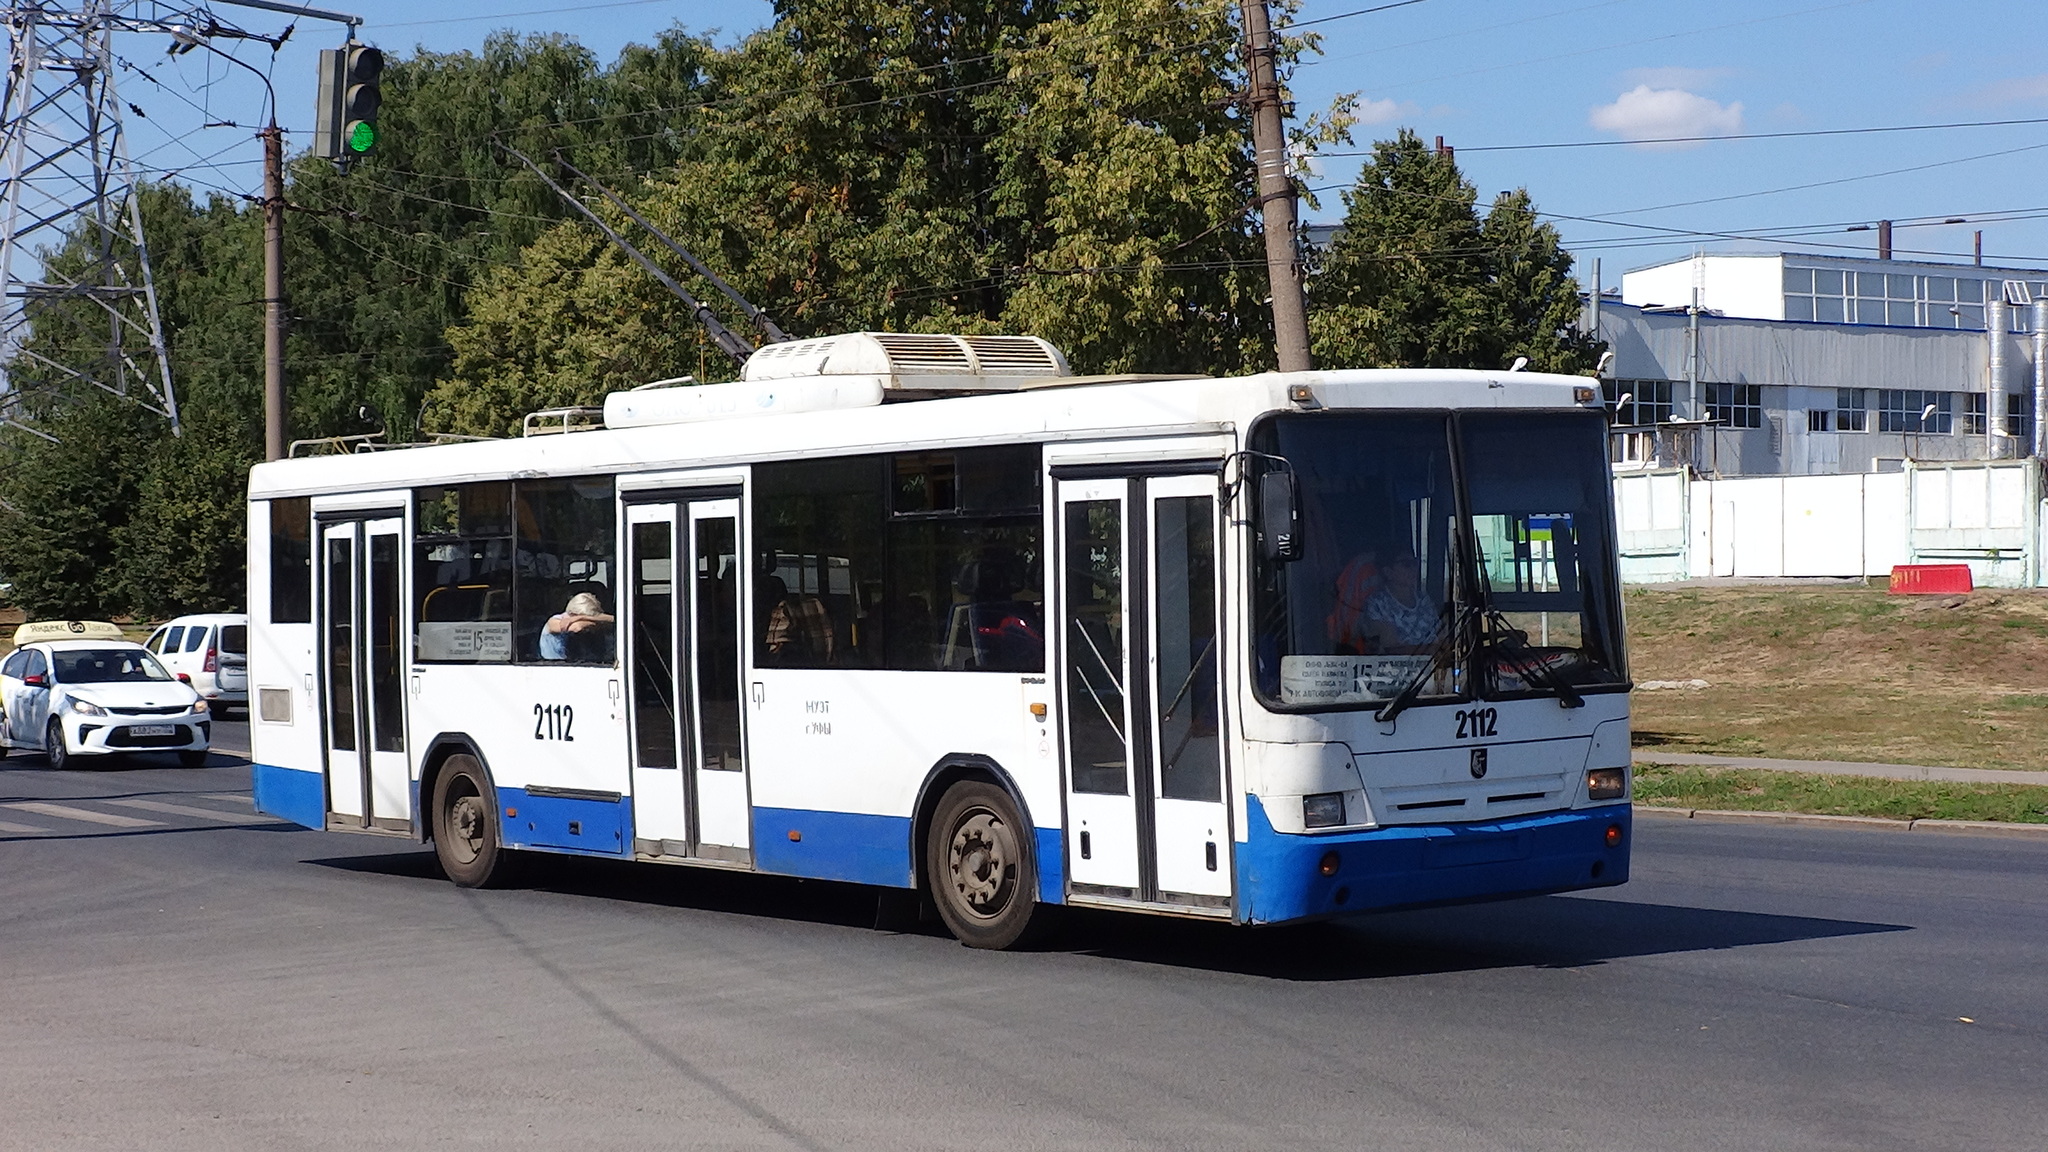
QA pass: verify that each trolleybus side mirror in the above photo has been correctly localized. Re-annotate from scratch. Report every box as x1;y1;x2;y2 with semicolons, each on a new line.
1258;469;1302;563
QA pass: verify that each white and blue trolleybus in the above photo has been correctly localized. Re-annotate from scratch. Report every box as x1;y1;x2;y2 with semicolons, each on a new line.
247;332;1634;948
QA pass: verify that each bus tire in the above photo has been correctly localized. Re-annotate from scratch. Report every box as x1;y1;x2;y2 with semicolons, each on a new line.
926;780;1040;950
432;754;514;888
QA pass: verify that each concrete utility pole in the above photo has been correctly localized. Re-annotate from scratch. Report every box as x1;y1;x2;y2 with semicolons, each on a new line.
261;123;287;461
1240;0;1311;372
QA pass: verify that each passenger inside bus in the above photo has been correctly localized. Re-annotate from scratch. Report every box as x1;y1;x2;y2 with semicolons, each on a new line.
759;575;835;665
1361;553;1439;652
539;592;615;662
1324;550;1382;653
942;548;1042;672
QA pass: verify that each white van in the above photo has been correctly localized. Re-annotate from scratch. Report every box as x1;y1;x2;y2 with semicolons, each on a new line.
144;613;249;714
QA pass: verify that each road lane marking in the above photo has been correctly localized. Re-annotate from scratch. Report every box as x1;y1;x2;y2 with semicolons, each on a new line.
0;819;50;834
199;793;253;806
103;798;278;825
3;802;163;828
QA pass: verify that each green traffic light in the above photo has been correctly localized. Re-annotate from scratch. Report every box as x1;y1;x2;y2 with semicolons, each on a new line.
347;121;376;153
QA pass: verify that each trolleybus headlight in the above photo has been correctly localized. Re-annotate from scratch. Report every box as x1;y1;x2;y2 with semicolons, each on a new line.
1586;767;1627;801
1302;792;1345;829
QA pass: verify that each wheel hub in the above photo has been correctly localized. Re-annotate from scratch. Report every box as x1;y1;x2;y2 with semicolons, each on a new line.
948;811;1012;917
450;795;484;862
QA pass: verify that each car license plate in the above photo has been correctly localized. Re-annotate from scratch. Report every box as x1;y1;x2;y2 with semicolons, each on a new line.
130;724;176;737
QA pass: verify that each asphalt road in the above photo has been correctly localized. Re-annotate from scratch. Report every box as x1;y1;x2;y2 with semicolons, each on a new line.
2;725;2043;1151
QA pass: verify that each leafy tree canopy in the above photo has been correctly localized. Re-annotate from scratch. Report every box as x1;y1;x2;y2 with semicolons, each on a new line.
1309;128;1595;374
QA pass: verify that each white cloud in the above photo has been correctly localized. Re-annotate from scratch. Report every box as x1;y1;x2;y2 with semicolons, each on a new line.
1348;96;1419;126
1963;73;2048;108
1589;86;1743;148
1620;66;1733;91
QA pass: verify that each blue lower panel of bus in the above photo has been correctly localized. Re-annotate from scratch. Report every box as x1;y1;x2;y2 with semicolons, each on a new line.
755;808;914;888
1238;797;1631;925
252;763;324;830
498;787;630;858
753;806;1067;903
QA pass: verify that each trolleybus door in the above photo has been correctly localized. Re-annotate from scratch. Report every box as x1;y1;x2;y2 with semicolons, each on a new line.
625;502;685;851
624;496;752;863
685;498;751;861
1056;474;1231;906
318;514;409;830
1057;479;1141;893
1142;475;1231;902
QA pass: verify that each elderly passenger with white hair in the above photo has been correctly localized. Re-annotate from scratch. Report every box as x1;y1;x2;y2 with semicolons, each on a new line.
539;592;614;661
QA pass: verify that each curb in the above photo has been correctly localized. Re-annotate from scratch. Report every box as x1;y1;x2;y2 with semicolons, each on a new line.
1635;804;2048;839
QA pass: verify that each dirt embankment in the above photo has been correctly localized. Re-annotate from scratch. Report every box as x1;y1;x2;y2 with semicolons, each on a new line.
1625;584;2048;771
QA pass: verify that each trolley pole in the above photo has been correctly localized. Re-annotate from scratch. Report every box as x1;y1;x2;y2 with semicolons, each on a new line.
1241;0;1312;372
261;121;288;461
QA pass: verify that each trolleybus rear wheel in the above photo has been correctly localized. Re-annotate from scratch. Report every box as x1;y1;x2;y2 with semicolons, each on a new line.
433;754;513;888
927;780;1040;949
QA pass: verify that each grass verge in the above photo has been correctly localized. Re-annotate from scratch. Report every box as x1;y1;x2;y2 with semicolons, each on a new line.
1634;763;2048;824
1627;584;2048;771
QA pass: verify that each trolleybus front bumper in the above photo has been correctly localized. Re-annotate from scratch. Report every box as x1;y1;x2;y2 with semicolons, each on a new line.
1237;797;1630;925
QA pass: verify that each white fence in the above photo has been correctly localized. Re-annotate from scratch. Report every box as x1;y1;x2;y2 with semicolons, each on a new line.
1613;461;2045;587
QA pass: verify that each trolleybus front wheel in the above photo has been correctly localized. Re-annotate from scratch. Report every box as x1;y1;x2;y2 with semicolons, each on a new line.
433;754;515;888
927;780;1041;950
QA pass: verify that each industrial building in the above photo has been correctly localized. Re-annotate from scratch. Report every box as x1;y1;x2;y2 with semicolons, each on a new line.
1589;250;2048;587
1594;250;2047;477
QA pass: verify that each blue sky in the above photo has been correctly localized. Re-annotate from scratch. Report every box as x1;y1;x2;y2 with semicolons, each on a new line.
116;0;2048;287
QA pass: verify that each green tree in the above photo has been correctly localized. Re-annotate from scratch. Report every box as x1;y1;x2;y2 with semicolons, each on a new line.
427;0;1286;432
0;395;159;618
1308;128;1595;374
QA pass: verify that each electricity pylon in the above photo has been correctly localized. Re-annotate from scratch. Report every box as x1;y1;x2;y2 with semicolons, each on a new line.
0;0;183;433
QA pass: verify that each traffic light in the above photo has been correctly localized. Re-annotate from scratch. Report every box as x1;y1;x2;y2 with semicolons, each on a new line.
314;43;383;165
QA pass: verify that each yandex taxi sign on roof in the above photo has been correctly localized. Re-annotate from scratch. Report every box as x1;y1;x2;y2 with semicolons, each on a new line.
12;620;124;646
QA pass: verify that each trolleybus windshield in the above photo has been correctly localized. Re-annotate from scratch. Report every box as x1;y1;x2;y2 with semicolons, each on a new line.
1252;409;1626;710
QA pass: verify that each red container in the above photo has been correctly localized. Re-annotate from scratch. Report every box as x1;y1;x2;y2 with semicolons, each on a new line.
1888;564;1974;595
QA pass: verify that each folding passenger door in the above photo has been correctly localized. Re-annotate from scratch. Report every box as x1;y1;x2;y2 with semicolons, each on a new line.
624;493;753;864
318;514;411;831
1055;471;1233;909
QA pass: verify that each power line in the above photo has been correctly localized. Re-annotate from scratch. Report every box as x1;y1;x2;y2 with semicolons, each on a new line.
1307;0;1879;94
382;0;694;29
1396;115;2048;156
1586;142;2048;219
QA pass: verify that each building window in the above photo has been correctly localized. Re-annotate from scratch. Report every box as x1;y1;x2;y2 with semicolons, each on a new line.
1704;383;1762;429
1976;393;2039;444
1807;409;1831;432
1602;378;1673;425
1835;388;1867;431
1877;390;1953;434
2010;394;2035;447
1784;266;1990;329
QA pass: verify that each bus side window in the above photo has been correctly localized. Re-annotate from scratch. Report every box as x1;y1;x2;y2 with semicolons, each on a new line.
515;477;617;665
753;457;883;669
270;496;312;624
413;483;516;664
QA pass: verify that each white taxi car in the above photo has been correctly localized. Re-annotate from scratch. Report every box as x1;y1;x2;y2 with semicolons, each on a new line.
0;621;212;769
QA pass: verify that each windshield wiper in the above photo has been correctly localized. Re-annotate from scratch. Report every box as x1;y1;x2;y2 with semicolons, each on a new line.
1373;604;1469;724
1479;608;1584;708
